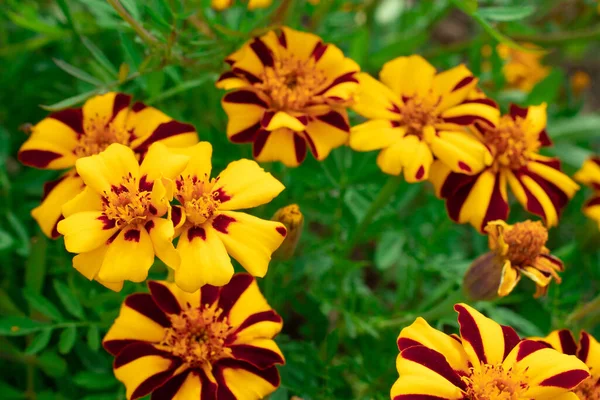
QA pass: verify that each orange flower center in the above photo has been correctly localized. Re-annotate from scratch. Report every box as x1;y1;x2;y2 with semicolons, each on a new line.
484;115;538;170
256;55;327;111
502;220;548;265
102;174;155;227
399;95;440;136
574;376;600;400
160;305;234;370
463;364;528;400
175;175;220;225
75;119;130;157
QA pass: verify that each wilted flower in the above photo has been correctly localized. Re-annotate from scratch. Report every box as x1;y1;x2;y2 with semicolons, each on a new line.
431;103;579;231
211;0;272;10
532;329;600;399
391;303;590;399
170;143;287;292
349;55;496;182
574;157;600;229
497;43;549;92
464;220;564;299
18;92;197;238
57;143;189;291
103;274;284;400
217;27;359;166
272;204;303;259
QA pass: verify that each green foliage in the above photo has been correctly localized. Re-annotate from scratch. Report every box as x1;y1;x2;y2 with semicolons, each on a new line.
1;0;599;399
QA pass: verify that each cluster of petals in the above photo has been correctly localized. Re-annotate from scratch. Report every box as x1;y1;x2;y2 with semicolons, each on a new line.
574;156;600;229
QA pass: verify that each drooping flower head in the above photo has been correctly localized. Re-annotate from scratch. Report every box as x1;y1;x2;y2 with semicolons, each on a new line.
217;27;359;167
532;329;600;399
57;143;189;291
391;303;590;399
18;92;198;238
574;157;600;229
169;143;287;292
103;274;284;400
497;43;549;92
349;55;497;182
464;220;564;299
431;103;579;231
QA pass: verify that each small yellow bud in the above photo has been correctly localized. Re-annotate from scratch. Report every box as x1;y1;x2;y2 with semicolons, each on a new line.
211;0;233;10
272;204;303;260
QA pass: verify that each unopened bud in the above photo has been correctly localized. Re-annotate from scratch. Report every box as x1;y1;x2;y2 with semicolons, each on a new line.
463;252;503;301
272;204;303;260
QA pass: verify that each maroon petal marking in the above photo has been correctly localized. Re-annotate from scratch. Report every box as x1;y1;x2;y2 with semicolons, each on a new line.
397;338;422;352
49;108;84;135
393;396;450;400
276;226;287;236
585;195;600;208
455;304;487;364
315;72;359;96
51;215;64;239
509;104;528;119
150;370;190;400
277;29;287;48
139;174;153;192
134;121;196;154
252;129;271;158
98;215;117;230
132;102;147;112
400;346;466;390
539;369;590;388
480;173;509;232
213;188;231;203
218;274;254;317
171;206;183;228
538;254;564;271
538;129;552;147
578;331;591;362
112;93;131;121
415;166;425;180
316;110;350;132
304;130;319;159
130;369;177;400
311;41;328;61
249;37;274;67
293;133;307;164
440;171;478;199
217;71;240;84
144;220;155;233
103;339;140;356
124;229;141;242
232;67;262;84
591;157;600;167
532;157;561;170
519;168;570;220
516;340;548;362
214;359;280;397
458;161;472;173
18;150;64;168
443;113;494;128
200;284;220;307
452;76;475;91
212;214;236;234
464;98;498;108
557;329;578;355
114;342;174;368
187;226;206;241
501;325;520;360
148;281;182;315
229;311;282;340
124;293;171;328
445;178;477;222
230;122;261;143
230;344;285;368
42;175;68;201
260;111;275;128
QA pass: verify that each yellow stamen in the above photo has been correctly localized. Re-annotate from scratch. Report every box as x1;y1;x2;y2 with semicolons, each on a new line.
485;115;539;170
398;95;440;136
102;174;154;227
502;220;548;265
75;116;130;157
463;364;528;400
175;175;220;225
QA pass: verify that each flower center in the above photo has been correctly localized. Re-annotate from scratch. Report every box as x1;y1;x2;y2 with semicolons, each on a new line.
484;115;538;170
175;175;220;225
574;376;600;400
256;55;327;111
102;174;155;227
75;119;130;157
160;305;234;370
502;220;548;265
399;95;440;136
463;364;528;400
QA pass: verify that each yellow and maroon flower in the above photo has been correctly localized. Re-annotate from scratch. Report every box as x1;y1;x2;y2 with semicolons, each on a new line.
349;55;497;182
18;92;198;238
103;274;284;400
212;0;272;10
574;157;600;229
57;143;190;291
497;43;550;92
391;303;590;399
169;143;286;292
431;103;579;231
217;27;359;167
532;329;600;399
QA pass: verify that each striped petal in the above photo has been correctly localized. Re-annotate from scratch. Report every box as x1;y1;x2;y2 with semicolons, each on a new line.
510;103;548;143
304;111;350;161
537;330;578;355
212;211;286;278
218;273;274;328
150;370;217;400
583;195;600;229
214;359;280;399
148;280;200;315
222;90;267;144
377;135;433;182
82;92;131;136
440;98;499;128
352;73;402;120
428;130;492;175
314;58;359;101
57;211;118;253
75;143;140;194
98;226;155;284
350;121;405;152
379;55;436;99
574;157;600;189
432;64;478;112
579;331;600;373
230;338;285;369
211;159;285;211
253;128;306;167
228;309;283;345
498;260;521;297
280;26;322;61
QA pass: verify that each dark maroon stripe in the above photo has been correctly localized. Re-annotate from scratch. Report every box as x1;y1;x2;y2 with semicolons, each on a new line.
516;340;548;361
223;90;268;108
260;110;275;128
218;274;254;317
18;150;64;168
277;30;287;47
400;346;466;390
440;171;477;199
520;168;570;218
212;214;236;234
230;344;284;368
509;103;528;119
217;71;239;83
131;369;176;400
112;93;131;121
150;370;190;400
134;121;195;153
132;101;147;112
452;76;475;91
415;166;425;180
252;130;270;158
213;188;231;203
591;157;600;167
462;98;498;108
124;293;171;327
200;285;220;307
480;172;509;231
585;195;600;208
249;37;274;67
293;133;307;164
443;115;494;127
187;226;206;241
501;325;520;360
557;329;577;355
455;304;487;364
148;281;182;315
539;369;590;388
445;178;477;222
393;396;450;400
276;226;286;236
41;175;67;201
538;129;552;147
51;215;64;239
578;331;591;362
230;122;261;143
397;338;422;351
124;228;141;242
316;72;358;96
311;41;328;61
49;108;84;135
215;359;280;390
532;157;561;170
539;254;564;271
232;67;262;84
103;339;138;356
114;342;174;368
171;205;183;227
316;110;350;132
304;130;319;159
230;311;282;338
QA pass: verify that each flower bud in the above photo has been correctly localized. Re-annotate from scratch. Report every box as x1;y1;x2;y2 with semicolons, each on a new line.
463;252;504;301
272;204;303;260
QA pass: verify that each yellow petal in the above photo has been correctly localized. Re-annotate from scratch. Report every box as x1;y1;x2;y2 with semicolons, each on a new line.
218;364;279;399
72;244;107;281
352;73;403;120
379;55;436;98
75;143;139;194
432;64;478;111
221;90;266;141
428;130;492;175
114;354;174;400
57;211;118;253
253;128;304;167
82;92;127;134
173;142;213;179
522;102;547;138
574;157;600;187
98;227;155;283
280;26;322;60
390;375;464;400
263;111;306;131
140;142;190;182
350;120;405;152
303;112;350;161
377;135;433;182
498;260;520;297
62;186;103;217
147;218;179;270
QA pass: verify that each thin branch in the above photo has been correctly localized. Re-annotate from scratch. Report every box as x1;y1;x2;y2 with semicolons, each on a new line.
106;0;158;46
509;25;600;45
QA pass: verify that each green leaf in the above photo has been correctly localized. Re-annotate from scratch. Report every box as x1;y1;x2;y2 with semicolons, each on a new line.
146;75;216;104
548;115;600;141
486;307;544;337
546;143;593;169
40;88;101;111
87;325;100;351
0;289;25;317
24;234;47;294
477;6;535;21
0;229;15;251
25;328;53;355
23;289;64;321
58;326;77;354
525;68;564;106
53;281;84;320
56;0;77;32
451;0;478;14
0;381;25;399
37;350;67;378
374;231;406;271
6;211;30;257
74;372;118;390
0;317;47;336
6;11;64;35
53;59;103;85
80;36;117;76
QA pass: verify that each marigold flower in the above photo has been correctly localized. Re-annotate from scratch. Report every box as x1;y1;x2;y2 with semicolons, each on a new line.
349;55;497;182
18;92;198;238
211;0;271;10
272;204;303;260
532;329;600;399
169;143;286;292
431;103;579;231
217;27;359;167
57;143;189;291
391;303;590;399
497;43;550;92
574;157;600;229
103;274;284;400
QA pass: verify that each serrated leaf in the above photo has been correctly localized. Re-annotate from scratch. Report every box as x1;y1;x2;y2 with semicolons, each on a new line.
87;325;100;351
477;6;535;21
23;289;63;321
25;329;53;355
0;317;48;336
53;59;103;85
58;326;77;354
40;89;101;111
53;281;84;320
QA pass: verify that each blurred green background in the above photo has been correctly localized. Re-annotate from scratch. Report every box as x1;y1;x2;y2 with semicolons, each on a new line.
1;0;599;399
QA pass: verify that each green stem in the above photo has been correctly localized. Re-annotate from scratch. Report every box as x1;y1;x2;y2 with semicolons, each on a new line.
566;294;600;328
106;0;158;46
344;175;403;255
509;25;600;45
